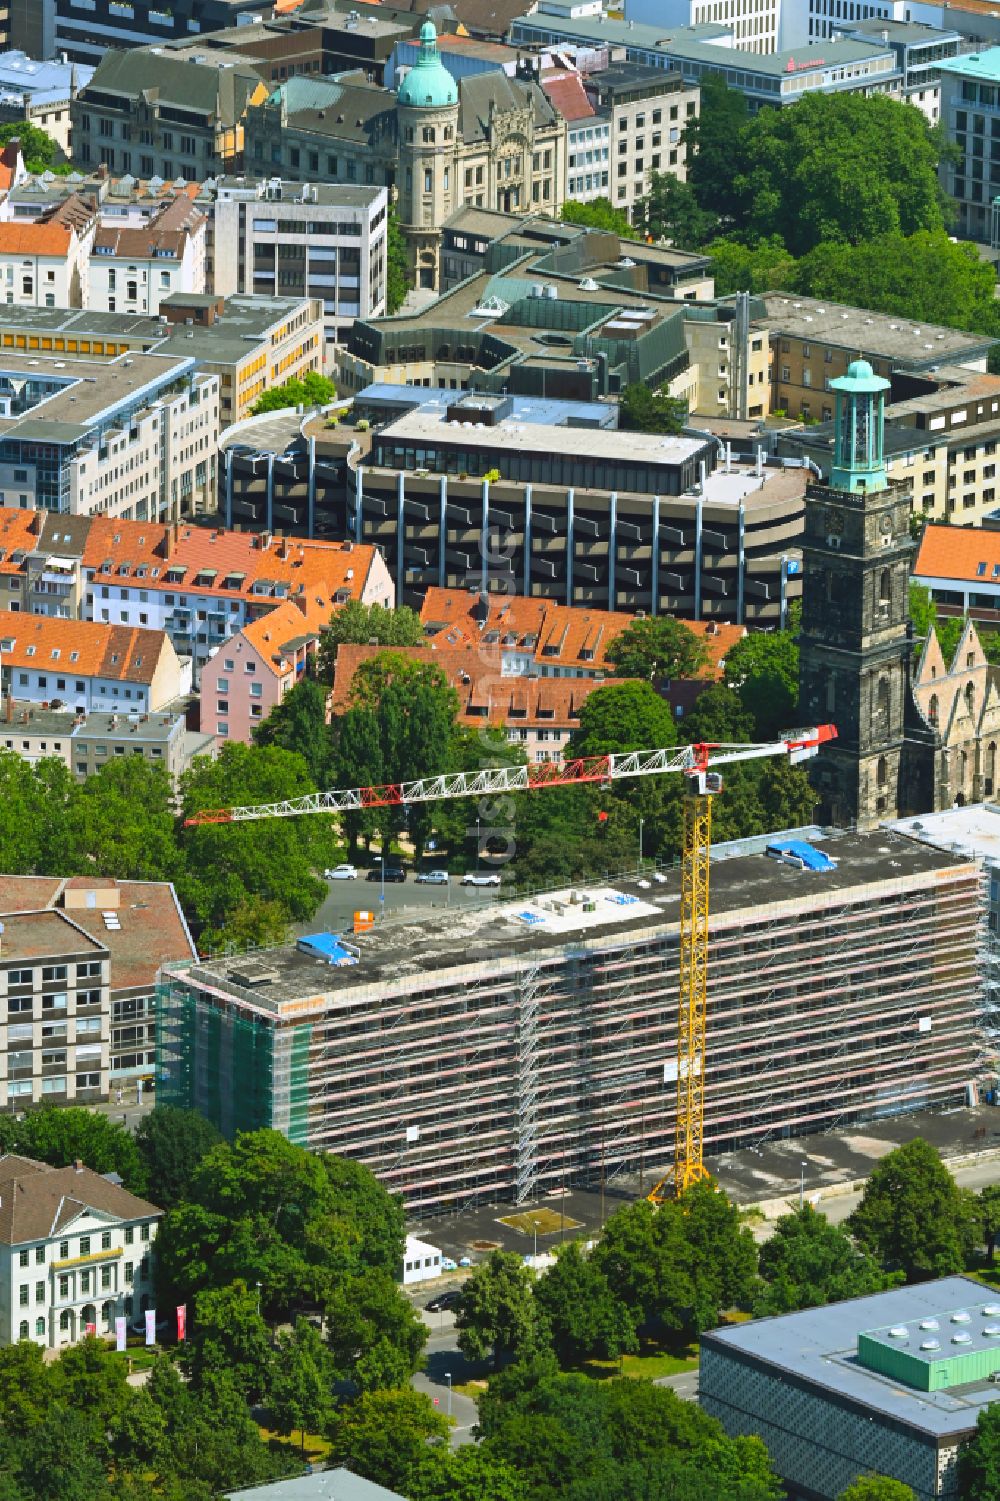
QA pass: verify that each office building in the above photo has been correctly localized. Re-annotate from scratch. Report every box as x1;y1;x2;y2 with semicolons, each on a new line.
938;49;1000;243
208;178;387;348
581;62;698;218
0;52;93;155
11;0;283;69
0;869;195;1105
0;1154;160;1348
72;46;269;180
701;1277;1000;1501
622;0;783;53
157;830;981;1213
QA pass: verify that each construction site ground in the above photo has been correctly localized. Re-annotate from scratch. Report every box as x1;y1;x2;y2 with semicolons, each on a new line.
411;1104;1000;1262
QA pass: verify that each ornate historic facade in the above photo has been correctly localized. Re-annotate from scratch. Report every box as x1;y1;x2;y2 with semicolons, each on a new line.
800;358;1000;826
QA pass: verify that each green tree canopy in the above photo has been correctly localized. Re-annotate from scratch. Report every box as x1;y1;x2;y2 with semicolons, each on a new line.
618;383;688;435
0;122;61;172
755;1205;899;1318
733;92;948;256
457;1250;542;1370
134;1107;223;1211
723;624;800;739
534;1241;636;1366
327;1388;449;1494
13;1107;145;1193
847;1138;980;1281
268;1318;333;1449
386;207;411;315
959;1400;1000;1501
568;681;678;758
253;677;334;788
705;235;800;297
251;370;335;415
187;1280;274;1403
325;1270;428;1391
838;1479;916;1501
318;600;425;680
640;173;719;250
682;74;750;225
561;197;633;237
606;616;709;682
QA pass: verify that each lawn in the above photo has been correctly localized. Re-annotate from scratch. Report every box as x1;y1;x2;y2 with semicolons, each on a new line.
258;1426;332;1465
497;1207;583;1236
578;1338;699;1382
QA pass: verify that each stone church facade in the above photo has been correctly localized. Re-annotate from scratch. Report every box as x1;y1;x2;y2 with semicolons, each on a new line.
799;358;1000;827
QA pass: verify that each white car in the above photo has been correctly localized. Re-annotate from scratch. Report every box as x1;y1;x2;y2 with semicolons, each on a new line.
416;869;450;884
462;872;501;887
325;864;358;880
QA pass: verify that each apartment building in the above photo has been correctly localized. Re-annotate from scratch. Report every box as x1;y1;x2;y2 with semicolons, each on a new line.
200;599;323;744
914;523;1000;624
208;178;387;348
0;699;214;782
0;872;196;1099
157;830;981;1213
541;70;609;205
88;196;208;317
0;194;96;309
72;46;269;180
0;1154;161;1348
0;611;191;714
938;48;1000;243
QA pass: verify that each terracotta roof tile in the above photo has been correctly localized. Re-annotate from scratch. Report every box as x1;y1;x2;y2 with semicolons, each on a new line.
540;70;596;122
0;610;172;684
915;523;1000;585
0;222;72;256
0;509;40;576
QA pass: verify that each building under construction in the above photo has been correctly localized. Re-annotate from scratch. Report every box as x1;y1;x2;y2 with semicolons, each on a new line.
156;830;985;1214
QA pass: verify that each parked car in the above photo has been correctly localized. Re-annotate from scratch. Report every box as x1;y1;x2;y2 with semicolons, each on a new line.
325;864;358;880
416;869;449;884
425;1289;463;1313
367;865;406;883
461;872;501;886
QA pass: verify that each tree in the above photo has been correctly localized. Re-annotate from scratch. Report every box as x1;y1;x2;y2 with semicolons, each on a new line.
847;1138;977;1281
0;122;60;173
723;624;799;739
733;92;948;256
457;1250;541;1370
561;197;633;237
160;1368;298;1495
618;383;687;435
12;1405;112;1501
325;1271;427;1391
606;617;708;683
640;173;719;250
179;743;336;931
187;1280;273;1402
251;370;336;415
569;681;678;758
269;1318;333;1449
199;895;292;955
534;1241;636;1366
386;207;411;315
408;1446;528;1501
254;677;334;788
134;1107;222;1212
64;757;181;884
959;1400;1000;1501
838;1480;916;1501
318;600;425;679
16;1107;145;1193
755;1205;898;1318
982;1185;1000;1263
683;74;750;225
328;1388;449;1494
704;235;799;297
680;684;755;745
0;1341;54;1431
0;751;76;875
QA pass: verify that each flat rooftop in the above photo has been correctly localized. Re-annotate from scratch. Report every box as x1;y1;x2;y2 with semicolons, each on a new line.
891;803;1000;866
703;1276;1000;1439
376;405;705;467
356;382;616;429
0;908;104;961
211;178;385;210
939;48;1000;83
0;352;193;442
165;831;975;1016
759;293;997;364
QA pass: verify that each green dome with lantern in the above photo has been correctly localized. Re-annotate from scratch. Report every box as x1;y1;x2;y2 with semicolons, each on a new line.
397;21;458;109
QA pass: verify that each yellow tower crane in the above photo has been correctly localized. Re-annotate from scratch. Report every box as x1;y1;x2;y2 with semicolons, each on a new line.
185;724;836;1200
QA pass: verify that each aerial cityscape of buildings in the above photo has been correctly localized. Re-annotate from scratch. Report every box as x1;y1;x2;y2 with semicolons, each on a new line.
6;0;1000;1496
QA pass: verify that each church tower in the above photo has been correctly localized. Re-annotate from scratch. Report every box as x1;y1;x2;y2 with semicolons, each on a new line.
396;21;459;292
798;359;916;827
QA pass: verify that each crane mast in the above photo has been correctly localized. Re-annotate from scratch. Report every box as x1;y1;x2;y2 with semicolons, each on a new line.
185;724;837;1197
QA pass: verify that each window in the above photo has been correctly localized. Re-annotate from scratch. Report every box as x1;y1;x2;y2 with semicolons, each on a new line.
18;1250;28;1268
35;1318;44;1337
34;1281;43;1303
79;1236;90;1257
141;1223;150;1242
125;1227;134;1246
59;1241;69;1259
101;1231;111;1250
18;1286;28;1307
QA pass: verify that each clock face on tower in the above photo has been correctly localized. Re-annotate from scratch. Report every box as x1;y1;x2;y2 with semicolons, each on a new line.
879;513;893;535
825;507;845;536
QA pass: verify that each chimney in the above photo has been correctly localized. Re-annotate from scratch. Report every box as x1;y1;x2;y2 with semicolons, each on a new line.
278;536;291;560
5;692;13;724
164;520;180;559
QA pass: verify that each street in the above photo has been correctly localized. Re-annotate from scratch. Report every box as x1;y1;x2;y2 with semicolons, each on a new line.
414;1310;482;1446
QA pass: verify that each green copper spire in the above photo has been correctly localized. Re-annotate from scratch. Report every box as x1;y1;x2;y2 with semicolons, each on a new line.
829;358;891;494
397;21;458;108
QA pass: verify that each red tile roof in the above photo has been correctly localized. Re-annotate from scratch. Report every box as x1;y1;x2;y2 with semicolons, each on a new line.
914;523;1000;585
540;69;595;122
0;221;72;256
0;611;174;685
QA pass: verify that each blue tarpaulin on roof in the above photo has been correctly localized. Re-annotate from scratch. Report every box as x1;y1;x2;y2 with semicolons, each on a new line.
296;933;358;966
765;841;837;873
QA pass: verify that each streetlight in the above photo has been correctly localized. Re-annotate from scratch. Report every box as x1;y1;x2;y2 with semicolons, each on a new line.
255;1281;262;1316
638;816;644;872
476;816;481;874
799;1160;807;1212
380;850;385;913
445;1371;452;1418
